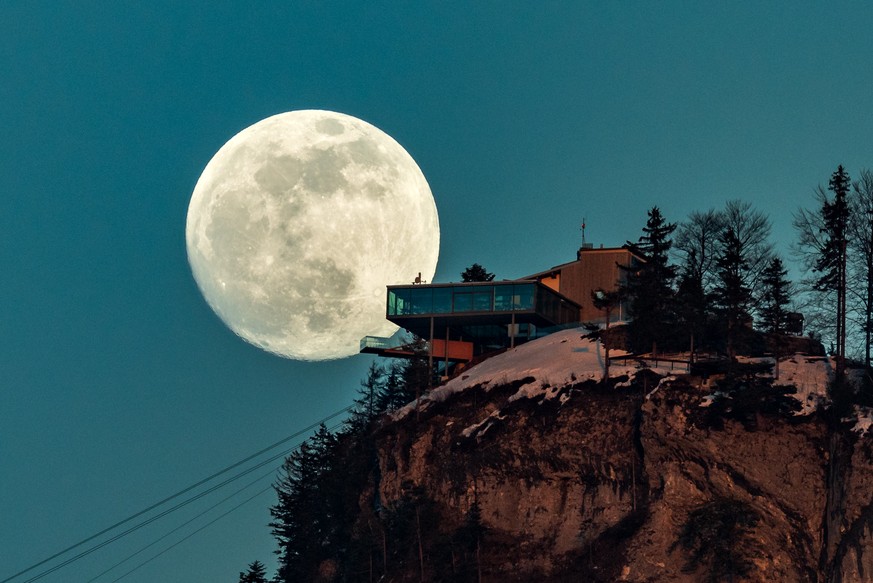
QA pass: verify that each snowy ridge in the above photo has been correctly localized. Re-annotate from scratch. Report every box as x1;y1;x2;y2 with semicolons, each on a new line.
395;328;666;421
393;328;839;426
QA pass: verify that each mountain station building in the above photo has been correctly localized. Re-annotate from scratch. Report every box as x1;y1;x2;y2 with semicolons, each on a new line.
361;245;644;367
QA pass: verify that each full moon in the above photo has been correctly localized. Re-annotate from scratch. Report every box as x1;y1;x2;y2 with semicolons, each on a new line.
186;110;439;360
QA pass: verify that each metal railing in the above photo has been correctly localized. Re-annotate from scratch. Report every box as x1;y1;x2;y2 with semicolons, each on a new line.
360;336;397;351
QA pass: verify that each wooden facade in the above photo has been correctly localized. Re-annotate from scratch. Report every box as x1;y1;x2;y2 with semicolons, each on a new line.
524;246;644;323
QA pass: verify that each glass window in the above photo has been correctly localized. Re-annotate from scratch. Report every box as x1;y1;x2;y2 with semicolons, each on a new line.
494;285;515;311
388;290;398;315
453;291;473;312
472;286;493;311
393;289;409;315
432;287;453;313
514;284;535;310
410;287;432;314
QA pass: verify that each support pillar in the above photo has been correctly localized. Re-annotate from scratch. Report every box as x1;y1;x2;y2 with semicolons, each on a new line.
510;312;516;349
445;326;450;378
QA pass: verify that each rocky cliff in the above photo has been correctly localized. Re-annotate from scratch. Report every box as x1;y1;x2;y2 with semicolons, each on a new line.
370;330;873;582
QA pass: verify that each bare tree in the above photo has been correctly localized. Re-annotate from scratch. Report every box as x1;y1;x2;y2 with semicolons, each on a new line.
721;200;774;297
591;289;621;381
674;208;723;292
793;187;836;347
849;169;873;368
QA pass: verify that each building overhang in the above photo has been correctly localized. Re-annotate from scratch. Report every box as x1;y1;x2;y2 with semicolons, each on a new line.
385;280;581;341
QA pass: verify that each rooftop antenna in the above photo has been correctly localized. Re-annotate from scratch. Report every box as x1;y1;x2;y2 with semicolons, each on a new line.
581;217;595;250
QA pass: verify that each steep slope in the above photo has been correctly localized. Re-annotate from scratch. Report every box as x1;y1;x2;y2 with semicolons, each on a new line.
371;329;873;582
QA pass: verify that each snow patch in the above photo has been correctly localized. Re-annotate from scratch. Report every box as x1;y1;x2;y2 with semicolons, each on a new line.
390;334;835;421
461;412;506;439
646;376;676;400
852;406;873;436
778;354;832;415
393;328;636;420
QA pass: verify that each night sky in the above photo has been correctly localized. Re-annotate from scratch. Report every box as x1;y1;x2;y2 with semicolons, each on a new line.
2;3;872;581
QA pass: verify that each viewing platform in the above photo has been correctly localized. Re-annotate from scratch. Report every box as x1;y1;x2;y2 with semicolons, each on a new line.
384;280;581;353
360;335;475;362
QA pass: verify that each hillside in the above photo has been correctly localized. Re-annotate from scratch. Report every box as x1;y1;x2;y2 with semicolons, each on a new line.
367;328;873;582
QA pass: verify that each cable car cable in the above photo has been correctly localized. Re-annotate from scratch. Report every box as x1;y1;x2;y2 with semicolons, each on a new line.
2;406;353;583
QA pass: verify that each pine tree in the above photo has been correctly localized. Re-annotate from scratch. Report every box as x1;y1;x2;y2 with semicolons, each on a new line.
675;251;709;361
384;482;437;581
238;560;268;583
456;500;487;582
460;263;495;282
759;257;791;333
399;338;432;411
759;257;792;378
348;361;385;433
271;440;322;582
713;227;752;361
623;207;677;355
376;362;413;413
815;165;851;378
270;425;339;582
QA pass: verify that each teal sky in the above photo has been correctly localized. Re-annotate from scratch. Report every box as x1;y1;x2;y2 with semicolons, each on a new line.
2;3;872;581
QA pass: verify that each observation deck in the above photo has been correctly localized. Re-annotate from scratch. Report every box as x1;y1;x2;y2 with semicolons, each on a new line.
384;280;581;351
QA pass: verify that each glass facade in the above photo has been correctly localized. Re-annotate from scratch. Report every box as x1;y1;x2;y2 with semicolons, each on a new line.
387;282;578;324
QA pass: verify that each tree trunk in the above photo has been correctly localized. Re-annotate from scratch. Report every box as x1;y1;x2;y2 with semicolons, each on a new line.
382;523;387;578
603;309;611;383
689;330;695;365
416;506;425;582
837;240;847;379
476;535;482;583
866;249;873;369
774;341;780;380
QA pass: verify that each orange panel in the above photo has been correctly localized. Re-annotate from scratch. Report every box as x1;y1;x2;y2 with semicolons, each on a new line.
431;339;474;361
540;274;560;291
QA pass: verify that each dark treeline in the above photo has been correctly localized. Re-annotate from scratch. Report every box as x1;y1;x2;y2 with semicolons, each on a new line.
618;200;785;361
245;352;484;583
618;166;873;381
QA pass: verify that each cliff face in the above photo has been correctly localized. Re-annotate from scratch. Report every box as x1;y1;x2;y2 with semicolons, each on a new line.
371;331;873;582
828;430;873;582
634;379;827;582
379;381;643;579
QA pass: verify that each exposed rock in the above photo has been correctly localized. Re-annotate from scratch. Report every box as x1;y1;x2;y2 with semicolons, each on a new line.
371;365;872;581
332;330;870;581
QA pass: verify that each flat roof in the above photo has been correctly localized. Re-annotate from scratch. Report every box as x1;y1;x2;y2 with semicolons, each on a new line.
521;246;645;280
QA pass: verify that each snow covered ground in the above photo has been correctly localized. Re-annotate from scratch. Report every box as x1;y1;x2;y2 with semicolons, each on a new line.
395;327;685;420
393;327;845;423
778;355;832;415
